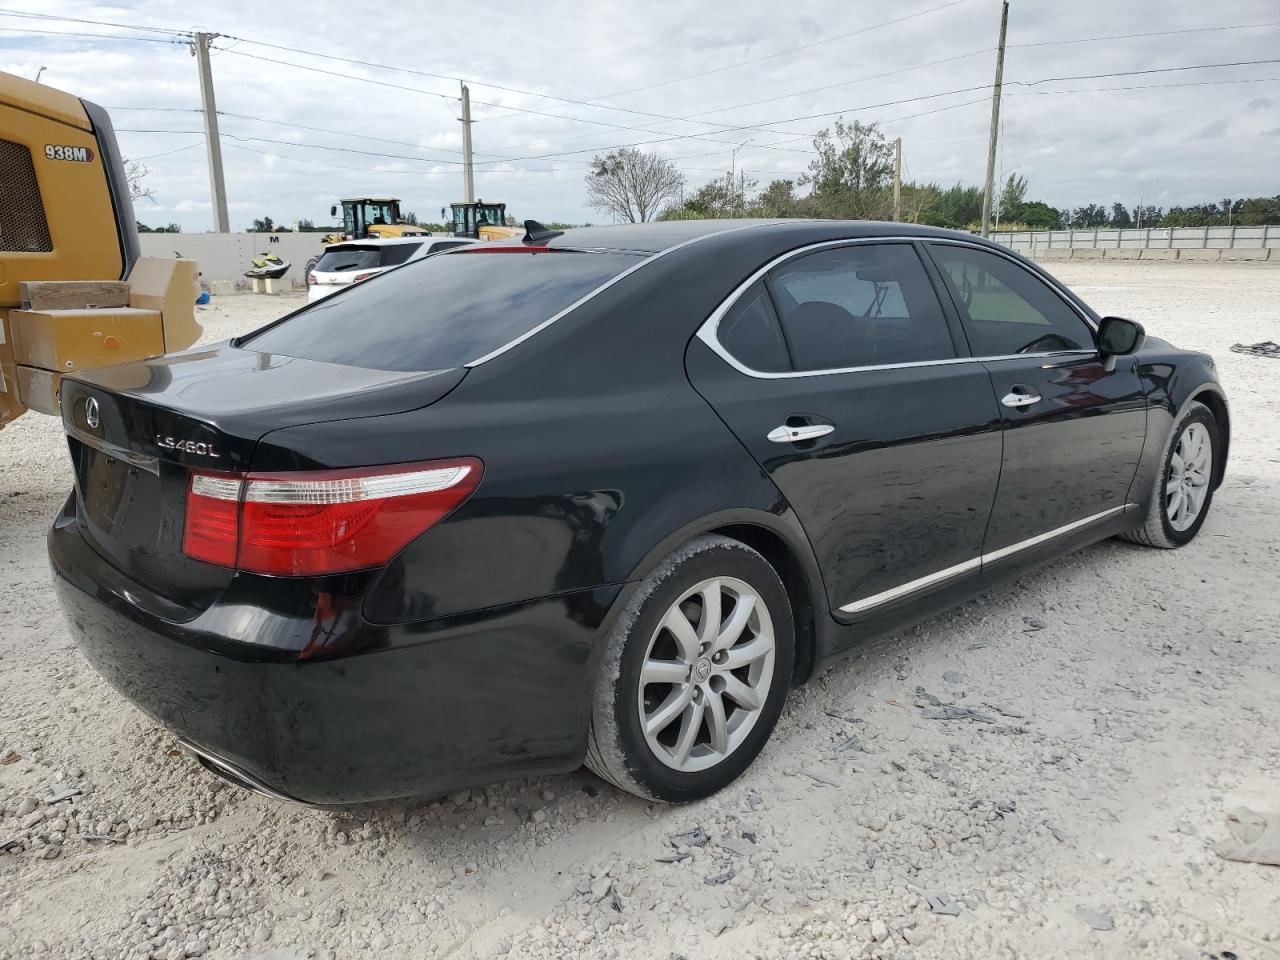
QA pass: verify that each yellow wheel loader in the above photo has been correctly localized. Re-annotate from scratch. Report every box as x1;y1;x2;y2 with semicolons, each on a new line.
447;200;521;241
323;197;429;243
0;70;200;431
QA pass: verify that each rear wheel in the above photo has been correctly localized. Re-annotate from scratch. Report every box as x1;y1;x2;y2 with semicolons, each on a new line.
1122;400;1220;548
586;535;794;802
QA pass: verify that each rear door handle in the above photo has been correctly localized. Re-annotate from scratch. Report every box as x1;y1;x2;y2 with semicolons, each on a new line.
1000;386;1041;409
768;423;835;443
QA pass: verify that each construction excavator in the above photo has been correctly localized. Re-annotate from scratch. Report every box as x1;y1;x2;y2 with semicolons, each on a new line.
0;69;200;432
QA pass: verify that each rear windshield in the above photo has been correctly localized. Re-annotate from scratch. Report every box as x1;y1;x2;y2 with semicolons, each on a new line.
244;250;642;371
315;243;421;273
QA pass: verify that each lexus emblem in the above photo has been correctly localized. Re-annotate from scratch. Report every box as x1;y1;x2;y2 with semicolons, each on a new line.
84;397;100;430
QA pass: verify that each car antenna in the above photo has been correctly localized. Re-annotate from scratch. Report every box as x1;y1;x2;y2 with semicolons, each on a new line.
522;220;564;245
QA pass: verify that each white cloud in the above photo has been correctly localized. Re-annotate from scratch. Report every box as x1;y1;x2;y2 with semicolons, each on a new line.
4;0;1278;230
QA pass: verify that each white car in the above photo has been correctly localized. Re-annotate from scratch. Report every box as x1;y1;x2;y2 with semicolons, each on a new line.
306;236;476;302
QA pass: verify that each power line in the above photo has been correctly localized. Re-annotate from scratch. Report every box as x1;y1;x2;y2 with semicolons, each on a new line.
1009;20;1280;49
469;57;1280;166
219;140;744;178
212;46;813;154
132;141;204;161
0;25;186;44
0;8;189;36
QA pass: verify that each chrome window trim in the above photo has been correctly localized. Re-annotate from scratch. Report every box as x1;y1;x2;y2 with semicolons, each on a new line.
465;222;776;368
696;235;1101;380
837;503;1135;615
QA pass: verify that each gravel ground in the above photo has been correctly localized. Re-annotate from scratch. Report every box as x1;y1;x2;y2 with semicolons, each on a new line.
1;261;1278;960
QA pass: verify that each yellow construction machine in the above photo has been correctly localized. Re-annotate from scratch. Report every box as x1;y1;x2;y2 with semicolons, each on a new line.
0;69;200;431
323;197;429;243
447;200;521;240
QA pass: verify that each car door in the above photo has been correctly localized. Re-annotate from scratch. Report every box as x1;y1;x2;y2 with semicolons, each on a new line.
923;241;1148;560
686;239;1004;622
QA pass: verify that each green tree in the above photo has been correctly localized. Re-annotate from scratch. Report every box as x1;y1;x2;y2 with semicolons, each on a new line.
249;216;276;232
802;118;895;219
995;173;1028;223
915;182;983;229
1016;201;1062;229
1236;195;1280;225
1069;204;1109;228
1109;203;1133;229
752;178;805;217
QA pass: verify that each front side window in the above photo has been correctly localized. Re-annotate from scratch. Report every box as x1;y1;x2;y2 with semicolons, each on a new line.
769;243;955;371
928;244;1095;356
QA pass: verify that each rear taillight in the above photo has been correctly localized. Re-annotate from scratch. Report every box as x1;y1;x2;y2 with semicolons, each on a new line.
183;459;482;576
351;271;378;283
307;272;317;285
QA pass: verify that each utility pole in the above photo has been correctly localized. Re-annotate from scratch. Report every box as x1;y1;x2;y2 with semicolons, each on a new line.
192;33;230;233
460;81;475;203
893;137;902;222
979;0;1009;238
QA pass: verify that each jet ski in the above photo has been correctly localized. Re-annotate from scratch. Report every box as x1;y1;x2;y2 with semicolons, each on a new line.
244;252;290;280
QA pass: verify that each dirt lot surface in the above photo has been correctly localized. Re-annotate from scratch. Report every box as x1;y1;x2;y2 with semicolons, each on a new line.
2;261;1278;960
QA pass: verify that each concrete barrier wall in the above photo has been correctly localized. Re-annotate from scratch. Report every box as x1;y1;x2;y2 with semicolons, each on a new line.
1025;247;1272;264
139;233;331;287
992;225;1280;253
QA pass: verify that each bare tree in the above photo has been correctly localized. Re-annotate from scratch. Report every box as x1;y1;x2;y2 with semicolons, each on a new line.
124;158;156;203
585;148;684;223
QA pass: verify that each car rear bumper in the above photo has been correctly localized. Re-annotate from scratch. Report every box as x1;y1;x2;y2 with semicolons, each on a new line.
306;284;344;302
49;506;622;805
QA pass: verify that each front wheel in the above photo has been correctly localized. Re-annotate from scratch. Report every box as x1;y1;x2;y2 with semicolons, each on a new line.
1122;400;1221;548
585;535;794;802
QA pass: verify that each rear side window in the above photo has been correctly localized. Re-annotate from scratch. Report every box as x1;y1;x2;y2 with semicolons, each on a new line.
378;242;423;266
769;243;955;371
244;251;642;371
719;282;790;372
314;247;380;273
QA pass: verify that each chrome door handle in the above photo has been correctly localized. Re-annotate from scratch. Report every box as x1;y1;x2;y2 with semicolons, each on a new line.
768;423;835;443
1000;386;1041;408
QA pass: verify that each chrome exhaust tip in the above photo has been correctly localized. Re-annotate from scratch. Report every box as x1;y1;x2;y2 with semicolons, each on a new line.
178;739;312;806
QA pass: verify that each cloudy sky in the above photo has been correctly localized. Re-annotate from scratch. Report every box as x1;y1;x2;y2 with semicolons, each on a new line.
3;1;1277;231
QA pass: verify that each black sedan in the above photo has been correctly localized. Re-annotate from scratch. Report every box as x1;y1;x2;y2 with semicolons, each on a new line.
50;220;1229;805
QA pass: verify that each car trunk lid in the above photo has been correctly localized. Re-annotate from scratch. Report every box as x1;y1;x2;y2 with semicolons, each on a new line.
60;343;465;614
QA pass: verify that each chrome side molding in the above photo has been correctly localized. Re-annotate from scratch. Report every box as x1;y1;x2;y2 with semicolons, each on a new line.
838;504;1135;615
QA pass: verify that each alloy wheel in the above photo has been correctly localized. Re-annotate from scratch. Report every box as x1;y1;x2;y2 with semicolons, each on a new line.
637;576;776;773
1166;421;1212;532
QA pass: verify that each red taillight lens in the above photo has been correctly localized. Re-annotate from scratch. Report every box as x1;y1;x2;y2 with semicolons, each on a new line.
306;272;317;285
184;473;242;566
351;271;378;283
182;459;482;576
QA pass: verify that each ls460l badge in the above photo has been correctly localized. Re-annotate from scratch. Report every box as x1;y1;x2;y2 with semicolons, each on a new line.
156;436;220;457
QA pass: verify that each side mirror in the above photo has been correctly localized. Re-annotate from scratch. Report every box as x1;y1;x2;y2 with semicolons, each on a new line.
330;205;337;217
1098;316;1145;355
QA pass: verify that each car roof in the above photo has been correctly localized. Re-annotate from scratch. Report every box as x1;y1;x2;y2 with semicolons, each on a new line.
538;219;988;255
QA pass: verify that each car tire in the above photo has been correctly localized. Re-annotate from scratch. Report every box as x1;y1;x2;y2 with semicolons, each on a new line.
585;535;795;802
1121;400;1220;549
